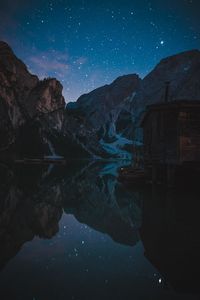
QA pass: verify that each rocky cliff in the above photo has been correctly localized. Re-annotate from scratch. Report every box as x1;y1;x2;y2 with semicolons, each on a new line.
67;49;200;157
74;74;140;131
0;41;94;158
67;74;141;158
0;41;38;150
0;41;199;159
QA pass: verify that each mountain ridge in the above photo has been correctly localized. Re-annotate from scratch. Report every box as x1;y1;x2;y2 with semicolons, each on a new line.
0;41;200;159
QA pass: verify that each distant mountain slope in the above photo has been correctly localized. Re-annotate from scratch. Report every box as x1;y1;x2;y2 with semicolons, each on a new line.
75;74;141;130
67;74;141;158
0;41;199;159
67;49;200;156
130;49;200;141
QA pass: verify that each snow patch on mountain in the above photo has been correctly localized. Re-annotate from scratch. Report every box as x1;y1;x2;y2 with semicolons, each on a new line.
100;134;133;159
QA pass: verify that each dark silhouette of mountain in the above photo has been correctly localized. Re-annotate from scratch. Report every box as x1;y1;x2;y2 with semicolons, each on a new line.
66;49;200;154
0;41;98;158
0;41;200;158
71;74;140;132
66;74;141;158
0;161;141;270
129;49;200;142
1;161;200;296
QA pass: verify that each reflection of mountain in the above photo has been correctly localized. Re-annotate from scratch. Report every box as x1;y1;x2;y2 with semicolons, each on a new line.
1;161;200;296
140;186;200;294
0;161;142;269
63;161;141;246
0;163;63;270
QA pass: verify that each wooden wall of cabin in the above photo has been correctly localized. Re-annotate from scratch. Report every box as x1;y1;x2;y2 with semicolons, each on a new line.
178;109;200;163
143;109;179;167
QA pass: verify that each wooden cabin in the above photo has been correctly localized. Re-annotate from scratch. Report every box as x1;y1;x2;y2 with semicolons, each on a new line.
141;100;200;184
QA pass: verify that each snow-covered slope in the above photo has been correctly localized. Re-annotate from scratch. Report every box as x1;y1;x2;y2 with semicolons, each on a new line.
66;74;141;158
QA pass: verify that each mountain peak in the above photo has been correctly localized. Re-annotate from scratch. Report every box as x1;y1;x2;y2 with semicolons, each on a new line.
0;40;13;51
159;49;200;65
112;73;140;84
0;41;17;62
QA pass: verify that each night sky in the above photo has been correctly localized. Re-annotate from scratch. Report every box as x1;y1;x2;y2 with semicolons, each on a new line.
0;0;200;101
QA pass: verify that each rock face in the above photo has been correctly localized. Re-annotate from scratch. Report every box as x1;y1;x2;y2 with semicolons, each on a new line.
0;41;122;158
0;41;91;158
62;110;109;157
15;77;69;158
74;74;140;130
67;74;141;158
1;41;200;159
67;49;200;156
0;41;65;156
0;42;38;150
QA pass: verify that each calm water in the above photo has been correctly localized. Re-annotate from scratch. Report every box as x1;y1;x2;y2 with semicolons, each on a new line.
0;160;199;300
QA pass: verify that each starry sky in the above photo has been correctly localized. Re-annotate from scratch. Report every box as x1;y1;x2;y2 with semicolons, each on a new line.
0;0;200;102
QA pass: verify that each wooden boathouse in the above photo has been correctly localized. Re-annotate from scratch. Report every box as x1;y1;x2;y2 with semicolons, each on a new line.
141;100;200;185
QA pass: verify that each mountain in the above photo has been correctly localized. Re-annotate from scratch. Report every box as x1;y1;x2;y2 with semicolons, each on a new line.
0;161;141;269
67;74;141;158
0;42;200;159
0;41;126;159
74;74;140;131
67;49;200;157
0;41;97;158
129;49;200;142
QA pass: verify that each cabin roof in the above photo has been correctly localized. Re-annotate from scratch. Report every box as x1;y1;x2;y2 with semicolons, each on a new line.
140;100;200;127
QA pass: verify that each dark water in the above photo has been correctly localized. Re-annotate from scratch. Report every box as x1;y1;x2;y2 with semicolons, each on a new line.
0;160;200;300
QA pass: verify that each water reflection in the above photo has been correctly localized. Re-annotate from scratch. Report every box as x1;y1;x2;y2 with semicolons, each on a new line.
0;161;199;300
0;163;63;270
0;160;141;269
140;185;200;294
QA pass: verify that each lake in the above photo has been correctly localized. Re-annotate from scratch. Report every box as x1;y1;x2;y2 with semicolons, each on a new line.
0;160;199;300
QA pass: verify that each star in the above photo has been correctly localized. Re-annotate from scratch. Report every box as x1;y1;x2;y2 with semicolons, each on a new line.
2;0;198;102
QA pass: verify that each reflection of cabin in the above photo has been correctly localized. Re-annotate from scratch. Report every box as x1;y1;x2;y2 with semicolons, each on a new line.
140;185;200;293
141;100;200;184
